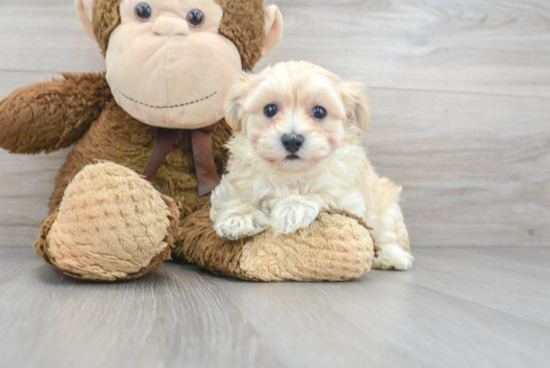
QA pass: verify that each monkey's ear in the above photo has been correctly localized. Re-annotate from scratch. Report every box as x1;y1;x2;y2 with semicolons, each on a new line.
339;82;370;133
75;0;96;40
262;5;284;57
224;73;252;133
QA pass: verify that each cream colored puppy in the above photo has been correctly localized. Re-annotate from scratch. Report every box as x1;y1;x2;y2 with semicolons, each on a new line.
210;61;413;270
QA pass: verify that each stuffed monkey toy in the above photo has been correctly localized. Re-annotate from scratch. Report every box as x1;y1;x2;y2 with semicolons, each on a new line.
0;0;375;282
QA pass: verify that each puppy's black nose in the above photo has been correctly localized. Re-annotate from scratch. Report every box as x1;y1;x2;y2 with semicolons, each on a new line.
281;134;305;154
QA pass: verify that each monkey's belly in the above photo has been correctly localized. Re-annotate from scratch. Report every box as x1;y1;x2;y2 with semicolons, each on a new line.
48;104;224;217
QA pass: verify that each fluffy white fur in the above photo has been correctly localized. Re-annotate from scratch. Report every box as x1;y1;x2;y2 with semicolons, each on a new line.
211;61;413;270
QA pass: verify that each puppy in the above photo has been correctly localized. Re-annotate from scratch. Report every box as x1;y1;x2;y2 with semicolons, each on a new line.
210;61;413;270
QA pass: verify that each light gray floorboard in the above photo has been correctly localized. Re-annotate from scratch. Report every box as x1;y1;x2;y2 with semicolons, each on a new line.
3;0;550;97
0;247;549;368
0;248;282;368
402;247;550;327
0;3;105;73
258;0;550;98
1;2;548;367
365;89;550;246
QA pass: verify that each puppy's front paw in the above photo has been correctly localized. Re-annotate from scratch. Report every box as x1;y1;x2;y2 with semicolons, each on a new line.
214;207;270;241
271;196;320;235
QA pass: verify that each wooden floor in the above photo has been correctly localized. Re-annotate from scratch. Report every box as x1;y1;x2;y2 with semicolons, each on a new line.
1;2;549;368
0;246;548;368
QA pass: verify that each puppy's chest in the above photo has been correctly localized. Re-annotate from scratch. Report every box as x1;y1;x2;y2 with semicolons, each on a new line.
274;180;306;193
264;170;357;201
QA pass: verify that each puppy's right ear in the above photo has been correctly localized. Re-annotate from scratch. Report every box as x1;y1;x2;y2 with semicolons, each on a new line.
224;73;252;133
75;0;96;40
339;81;370;133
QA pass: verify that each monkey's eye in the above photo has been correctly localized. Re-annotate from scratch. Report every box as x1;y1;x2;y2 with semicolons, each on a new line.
135;2;152;22
187;9;205;28
312;106;327;119
264;104;279;118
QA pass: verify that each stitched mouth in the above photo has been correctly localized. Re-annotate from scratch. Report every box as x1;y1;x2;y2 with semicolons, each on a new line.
116;90;217;109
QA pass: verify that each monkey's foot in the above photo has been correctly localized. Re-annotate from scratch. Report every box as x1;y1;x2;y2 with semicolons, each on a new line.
175;208;375;282
34;162;179;281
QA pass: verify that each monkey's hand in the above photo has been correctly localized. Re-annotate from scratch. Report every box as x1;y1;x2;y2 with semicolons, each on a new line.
0;73;111;154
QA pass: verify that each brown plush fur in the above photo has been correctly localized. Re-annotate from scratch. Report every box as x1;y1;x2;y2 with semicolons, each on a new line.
47;95;233;216
92;0;121;55
217;0;266;71
174;205;250;279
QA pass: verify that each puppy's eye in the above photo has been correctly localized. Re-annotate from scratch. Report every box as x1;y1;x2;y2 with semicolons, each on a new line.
135;2;153;22
264;104;279;118
187;9;204;28
312;106;327;120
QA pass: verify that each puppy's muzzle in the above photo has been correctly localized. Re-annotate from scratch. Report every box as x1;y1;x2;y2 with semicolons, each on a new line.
281;134;305;154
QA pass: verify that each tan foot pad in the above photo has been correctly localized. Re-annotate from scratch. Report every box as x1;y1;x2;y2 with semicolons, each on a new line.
45;162;172;281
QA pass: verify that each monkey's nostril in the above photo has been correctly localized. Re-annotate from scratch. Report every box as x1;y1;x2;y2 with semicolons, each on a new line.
281;134;305;154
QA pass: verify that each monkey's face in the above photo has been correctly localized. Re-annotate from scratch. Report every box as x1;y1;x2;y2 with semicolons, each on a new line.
106;0;242;129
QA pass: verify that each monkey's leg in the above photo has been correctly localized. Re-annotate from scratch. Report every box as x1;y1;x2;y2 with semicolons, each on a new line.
173;207;376;282
34;162;179;281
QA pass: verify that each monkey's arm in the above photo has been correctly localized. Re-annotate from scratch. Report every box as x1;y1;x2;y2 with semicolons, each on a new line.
0;73;111;154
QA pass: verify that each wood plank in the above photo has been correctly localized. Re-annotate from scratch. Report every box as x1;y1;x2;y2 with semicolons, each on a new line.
0;144;70;247
258;0;550;97
0;2;105;73
0;247;282;368
0;247;40;286
0;226;40;248
0;246;549;368
214;262;550;367
0;200;46;244
405;247;550;327
0;71;62;97
0;0;548;97
364;88;550;246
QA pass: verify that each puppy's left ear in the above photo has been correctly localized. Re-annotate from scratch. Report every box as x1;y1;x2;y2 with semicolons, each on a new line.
224;73;252;132
339;82;370;132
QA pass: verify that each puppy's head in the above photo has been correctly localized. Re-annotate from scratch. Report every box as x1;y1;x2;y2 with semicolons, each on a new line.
225;61;370;172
